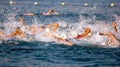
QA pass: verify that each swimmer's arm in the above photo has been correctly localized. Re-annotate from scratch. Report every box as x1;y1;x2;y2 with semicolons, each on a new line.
46;23;58;28
46;23;59;33
8;31;18;37
0;31;6;38
78;28;91;38
112;21;118;32
99;32;111;36
0;31;4;36
55;37;73;46
53;35;73;45
76;32;89;39
8;32;25;38
114;27;118;33
54;11;59;14
113;25;118;33
47;8;53;15
51;23;59;33
44;34;73;46
51;35;64;41
8;29;23;37
99;32;117;40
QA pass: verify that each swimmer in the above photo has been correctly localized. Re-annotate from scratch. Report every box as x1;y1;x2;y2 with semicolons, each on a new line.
38;23;73;46
70;28;91;39
111;21;120;39
46;23;59;33
8;27;25;38
38;23;59;36
43;8;59;15
23;12;34;16
29;25;37;35
28;23;59;36
112;21;118;32
18;17;26;26
50;33;73;46
99;32;120;47
39;24;73;45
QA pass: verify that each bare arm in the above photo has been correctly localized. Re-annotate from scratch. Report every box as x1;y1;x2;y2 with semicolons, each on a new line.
51;35;73;46
76;28;91;39
99;32;118;43
46;23;59;33
9;29;24;38
46;8;53;15
29;26;36;34
112;21;118;32
0;31;6;38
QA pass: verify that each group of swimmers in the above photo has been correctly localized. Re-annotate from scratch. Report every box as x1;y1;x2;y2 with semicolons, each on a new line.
0;16;120;47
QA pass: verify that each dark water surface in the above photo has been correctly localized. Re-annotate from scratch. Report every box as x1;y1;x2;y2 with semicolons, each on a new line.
0;41;120;67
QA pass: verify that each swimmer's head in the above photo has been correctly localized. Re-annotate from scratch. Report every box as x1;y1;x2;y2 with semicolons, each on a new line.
42;12;46;15
84;28;91;33
18;17;23;21
70;31;78;37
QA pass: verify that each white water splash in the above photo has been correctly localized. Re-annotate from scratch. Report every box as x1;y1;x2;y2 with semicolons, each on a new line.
0;13;120;48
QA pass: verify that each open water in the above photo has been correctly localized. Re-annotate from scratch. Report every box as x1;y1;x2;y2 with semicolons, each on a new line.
0;0;120;67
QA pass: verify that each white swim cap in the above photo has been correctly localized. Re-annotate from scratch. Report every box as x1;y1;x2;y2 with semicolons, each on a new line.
20;26;27;32
59;33;67;40
45;28;50;33
70;31;78;37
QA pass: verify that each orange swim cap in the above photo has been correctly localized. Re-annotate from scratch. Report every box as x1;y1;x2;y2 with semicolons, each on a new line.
84;28;91;33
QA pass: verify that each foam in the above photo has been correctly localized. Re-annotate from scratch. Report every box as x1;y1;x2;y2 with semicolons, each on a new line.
0;13;120;48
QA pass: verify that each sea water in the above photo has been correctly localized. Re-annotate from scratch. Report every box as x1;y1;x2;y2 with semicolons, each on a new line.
0;0;120;67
